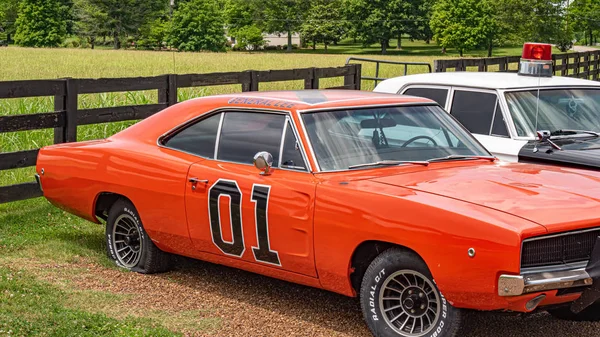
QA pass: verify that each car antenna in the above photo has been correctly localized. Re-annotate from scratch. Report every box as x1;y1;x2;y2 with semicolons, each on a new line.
533;73;541;153
170;0;176;75
517;43;554;153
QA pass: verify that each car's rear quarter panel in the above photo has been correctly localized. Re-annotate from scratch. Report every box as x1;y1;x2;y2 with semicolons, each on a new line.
36;138;197;254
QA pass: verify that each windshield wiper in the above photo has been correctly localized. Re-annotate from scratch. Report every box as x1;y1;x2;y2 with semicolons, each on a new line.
427;155;496;163
550;129;600;138
348;160;430;170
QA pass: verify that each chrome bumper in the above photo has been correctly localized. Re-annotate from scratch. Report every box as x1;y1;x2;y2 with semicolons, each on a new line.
35;174;43;192
498;268;593;296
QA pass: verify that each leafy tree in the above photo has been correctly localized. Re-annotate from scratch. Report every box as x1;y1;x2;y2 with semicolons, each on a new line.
224;0;259;36
234;25;266;50
137;17;170;50
0;0;20;43
300;0;346;50
262;0;311;52
430;0;494;56
521;0;569;44
72;0;107;49
169;0;227;52
87;0;167;49
343;0;428;54
14;0;68;47
570;0;600;46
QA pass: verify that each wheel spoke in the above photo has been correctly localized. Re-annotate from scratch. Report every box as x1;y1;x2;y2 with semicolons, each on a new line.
384;286;402;294
384;304;404;312
126;251;137;265
114;231;129;236
390;311;405;323
410;317;417;334
116;223;130;231
117;246;129;253
390;277;407;289
382;296;401;301
399;316;410;330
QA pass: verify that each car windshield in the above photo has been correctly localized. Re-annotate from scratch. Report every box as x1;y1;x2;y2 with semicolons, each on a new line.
505;88;600;137
301;105;490;171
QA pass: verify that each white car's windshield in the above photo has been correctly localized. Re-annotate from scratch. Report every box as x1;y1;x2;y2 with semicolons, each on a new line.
301;105;490;171
505;89;600;137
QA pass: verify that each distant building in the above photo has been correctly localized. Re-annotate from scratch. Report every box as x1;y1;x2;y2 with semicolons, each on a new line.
263;33;301;47
227;32;301;49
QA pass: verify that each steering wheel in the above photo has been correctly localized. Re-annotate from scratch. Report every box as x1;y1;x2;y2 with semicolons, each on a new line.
401;135;438;148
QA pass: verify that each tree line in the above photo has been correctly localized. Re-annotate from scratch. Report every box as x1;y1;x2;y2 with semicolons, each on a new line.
1;0;599;56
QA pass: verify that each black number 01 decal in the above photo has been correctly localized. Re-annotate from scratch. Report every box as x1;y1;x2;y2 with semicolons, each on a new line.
208;179;281;266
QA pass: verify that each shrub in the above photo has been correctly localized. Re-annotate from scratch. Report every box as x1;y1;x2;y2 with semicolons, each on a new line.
14;0;68;47
168;0;226;52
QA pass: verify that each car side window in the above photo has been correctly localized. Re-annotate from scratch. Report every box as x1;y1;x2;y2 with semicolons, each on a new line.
280;121;307;171
404;87;448;107
163;113;222;158
217;112;286;166
491;102;510;137
450;90;497;135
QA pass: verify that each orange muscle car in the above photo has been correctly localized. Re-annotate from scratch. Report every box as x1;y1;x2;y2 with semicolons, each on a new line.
36;90;600;337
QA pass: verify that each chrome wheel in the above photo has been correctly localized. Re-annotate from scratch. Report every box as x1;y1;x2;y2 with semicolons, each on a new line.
111;214;143;268
379;270;441;337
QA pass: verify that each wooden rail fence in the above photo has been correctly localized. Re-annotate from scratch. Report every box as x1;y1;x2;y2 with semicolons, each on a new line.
434;50;600;81
0;64;362;204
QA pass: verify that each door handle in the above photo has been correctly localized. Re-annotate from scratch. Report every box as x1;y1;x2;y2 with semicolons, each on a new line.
189;178;209;190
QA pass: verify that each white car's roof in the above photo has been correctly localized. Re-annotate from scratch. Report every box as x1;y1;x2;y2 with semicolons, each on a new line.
374;72;600;93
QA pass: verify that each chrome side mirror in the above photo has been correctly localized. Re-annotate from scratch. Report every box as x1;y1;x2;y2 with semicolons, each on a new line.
536;130;551;142
254;151;273;175
534;130;561;152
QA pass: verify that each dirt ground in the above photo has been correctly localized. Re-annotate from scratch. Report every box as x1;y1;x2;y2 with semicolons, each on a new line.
20;256;600;337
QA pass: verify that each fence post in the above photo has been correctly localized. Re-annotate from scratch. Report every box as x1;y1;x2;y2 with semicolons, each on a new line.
250;71;259;91
583;52;590;79
64;78;78;142
592;51;600;81
53;79;67;144
433;60;443;73
343;65;357;89
242;71;259;92
305;67;319;89
159;74;178;106
354;64;362;90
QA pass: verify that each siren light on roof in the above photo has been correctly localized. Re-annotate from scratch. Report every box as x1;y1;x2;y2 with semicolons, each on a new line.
518;43;553;77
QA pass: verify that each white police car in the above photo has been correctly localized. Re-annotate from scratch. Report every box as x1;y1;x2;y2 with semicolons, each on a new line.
374;43;600;170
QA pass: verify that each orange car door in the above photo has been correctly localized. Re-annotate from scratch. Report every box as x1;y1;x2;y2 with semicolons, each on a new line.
185;111;318;277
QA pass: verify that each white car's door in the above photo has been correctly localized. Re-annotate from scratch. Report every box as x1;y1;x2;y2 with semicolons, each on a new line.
472;134;526;162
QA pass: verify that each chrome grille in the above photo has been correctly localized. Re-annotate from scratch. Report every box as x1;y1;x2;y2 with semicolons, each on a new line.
521;229;600;269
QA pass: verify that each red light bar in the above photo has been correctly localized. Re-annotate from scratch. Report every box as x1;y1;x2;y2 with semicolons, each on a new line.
522;43;552;61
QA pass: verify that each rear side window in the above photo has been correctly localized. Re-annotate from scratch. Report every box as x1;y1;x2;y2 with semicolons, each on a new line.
450;90;497;134
163;113;222;158
217;112;286;165
404;87;448;107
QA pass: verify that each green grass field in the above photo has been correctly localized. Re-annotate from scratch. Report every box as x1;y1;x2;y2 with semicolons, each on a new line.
0;42;524;336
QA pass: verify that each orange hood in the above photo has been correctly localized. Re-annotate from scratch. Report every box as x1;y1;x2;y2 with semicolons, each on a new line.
370;162;600;232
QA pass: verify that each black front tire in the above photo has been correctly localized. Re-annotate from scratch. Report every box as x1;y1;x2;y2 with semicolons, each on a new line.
360;248;463;337
548;302;600;322
106;199;172;274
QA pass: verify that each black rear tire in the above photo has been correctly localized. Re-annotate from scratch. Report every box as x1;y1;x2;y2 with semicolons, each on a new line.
548;302;600;322
360;248;462;337
106;199;172;274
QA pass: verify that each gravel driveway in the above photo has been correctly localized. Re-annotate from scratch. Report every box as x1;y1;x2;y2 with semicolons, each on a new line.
97;257;598;337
